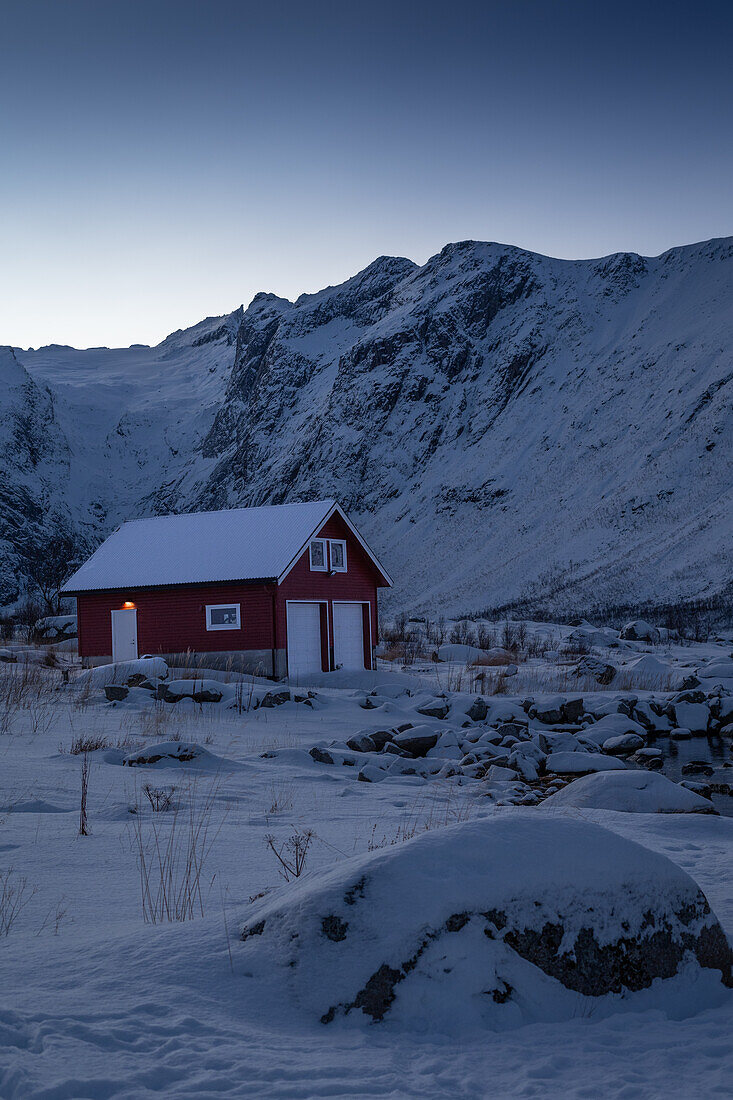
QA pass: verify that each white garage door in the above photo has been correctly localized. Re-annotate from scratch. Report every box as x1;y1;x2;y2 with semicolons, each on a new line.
333;602;366;671
286;602;323;682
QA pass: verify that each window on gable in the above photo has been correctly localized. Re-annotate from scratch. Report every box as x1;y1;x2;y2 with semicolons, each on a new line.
329;539;347;572
309;539;327;571
206;604;241;630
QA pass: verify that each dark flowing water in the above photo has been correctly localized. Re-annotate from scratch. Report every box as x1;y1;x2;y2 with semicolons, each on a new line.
647;732;733;816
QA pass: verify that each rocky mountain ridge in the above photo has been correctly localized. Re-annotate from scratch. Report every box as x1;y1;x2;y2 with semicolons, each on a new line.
2;236;732;615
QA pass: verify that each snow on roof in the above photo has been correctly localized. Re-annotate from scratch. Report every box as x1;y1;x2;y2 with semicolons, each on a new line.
62;500;390;593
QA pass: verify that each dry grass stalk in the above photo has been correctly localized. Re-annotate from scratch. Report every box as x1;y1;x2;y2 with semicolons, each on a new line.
368;786;476;851
132;777;221;923
0;661;53;735
68;732;109;754
0;869;35;935
79;753;91;836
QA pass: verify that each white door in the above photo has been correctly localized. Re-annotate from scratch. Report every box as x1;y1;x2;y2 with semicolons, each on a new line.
286;603;323;681
111;609;138;663
333;602;366;671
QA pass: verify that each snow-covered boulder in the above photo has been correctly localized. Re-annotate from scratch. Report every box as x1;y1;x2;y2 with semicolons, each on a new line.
581;713;647;746
634;700;672;731
465;696;489;721
698;659;733;682
546;752;627;774
529;695;566;725
542;771;715;814
602;732;645;755
157;678;230;703
620;620;661;644
238;814;732;1030
34;614;77;641
567;625;619;648
485;764;518;782
121;741;214;767
436;643;484;664
415;697;450;720
624;654;677;686
393;724;440;757
673;701;710;733
82;657;168;688
573;656;616;685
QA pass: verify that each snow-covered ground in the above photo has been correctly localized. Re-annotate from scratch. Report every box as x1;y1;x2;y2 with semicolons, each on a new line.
4;623;733;1097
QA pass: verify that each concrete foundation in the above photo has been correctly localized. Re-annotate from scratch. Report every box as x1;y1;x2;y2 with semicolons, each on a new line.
82;648;288;679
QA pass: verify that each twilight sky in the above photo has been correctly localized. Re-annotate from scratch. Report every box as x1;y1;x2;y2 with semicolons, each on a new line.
2;0;731;349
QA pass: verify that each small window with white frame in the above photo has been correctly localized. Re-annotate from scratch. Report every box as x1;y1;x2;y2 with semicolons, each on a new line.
329;539;347;572
206;603;241;630
309;539;327;571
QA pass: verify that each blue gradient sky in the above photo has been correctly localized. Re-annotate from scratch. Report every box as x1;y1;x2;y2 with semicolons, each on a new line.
2;0;731;348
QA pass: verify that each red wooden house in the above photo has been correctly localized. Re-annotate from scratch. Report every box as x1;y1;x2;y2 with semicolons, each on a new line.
61;501;392;680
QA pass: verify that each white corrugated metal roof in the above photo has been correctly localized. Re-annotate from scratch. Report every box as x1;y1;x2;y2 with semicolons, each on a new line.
62;500;346;593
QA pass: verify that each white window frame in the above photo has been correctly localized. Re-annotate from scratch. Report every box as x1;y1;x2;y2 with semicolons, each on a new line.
205;603;241;631
309;539;327;572
328;539;347;573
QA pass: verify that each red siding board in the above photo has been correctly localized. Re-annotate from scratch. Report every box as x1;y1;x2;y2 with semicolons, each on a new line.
77;583;276;659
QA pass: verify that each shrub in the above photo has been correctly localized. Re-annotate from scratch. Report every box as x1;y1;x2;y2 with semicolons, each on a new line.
15;598;44;644
425;616;447;646
500;621;518;652
449;621;477;646
68;733;109;754
0;869;35;936
265;829;314;882
142;784;176;812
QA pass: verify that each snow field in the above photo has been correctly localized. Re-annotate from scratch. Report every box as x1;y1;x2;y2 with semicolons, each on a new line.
3;631;733;1096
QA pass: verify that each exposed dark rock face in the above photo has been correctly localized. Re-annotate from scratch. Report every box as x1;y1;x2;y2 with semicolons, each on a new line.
319;891;733;1022
500;900;732;997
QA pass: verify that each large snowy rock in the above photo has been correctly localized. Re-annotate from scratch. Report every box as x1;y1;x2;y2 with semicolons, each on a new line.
34;614;77;641
542;771;716;814
624;654;678;686
581;713;647;746
546;752;627;775
573;656;617;685
698;659;733;682
82;657;169;688
121;741;214;767
238;814;732;1030
567;625;620;648
436;643;484;664
157;678;229;703
673;701;710;733
620;620;661;643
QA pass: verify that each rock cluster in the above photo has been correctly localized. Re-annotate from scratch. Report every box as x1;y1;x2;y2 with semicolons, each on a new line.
307;685;733;807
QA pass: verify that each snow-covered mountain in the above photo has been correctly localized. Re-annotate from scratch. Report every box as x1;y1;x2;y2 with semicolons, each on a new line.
3;237;732;615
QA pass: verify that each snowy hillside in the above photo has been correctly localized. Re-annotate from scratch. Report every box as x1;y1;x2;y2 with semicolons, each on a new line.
4;237;732;614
